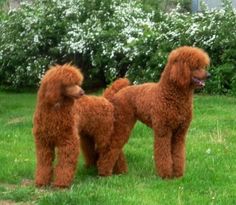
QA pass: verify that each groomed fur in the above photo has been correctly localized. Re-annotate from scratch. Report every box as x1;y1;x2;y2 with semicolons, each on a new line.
97;46;210;178
77;79;129;175
103;78;130;100
33;64;84;188
33;64;120;188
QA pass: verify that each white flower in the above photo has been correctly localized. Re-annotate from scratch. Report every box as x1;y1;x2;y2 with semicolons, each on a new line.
206;148;211;154
127;37;136;44
34;35;39;43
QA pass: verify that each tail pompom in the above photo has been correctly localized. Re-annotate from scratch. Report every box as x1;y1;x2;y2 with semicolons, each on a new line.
103;78;130;100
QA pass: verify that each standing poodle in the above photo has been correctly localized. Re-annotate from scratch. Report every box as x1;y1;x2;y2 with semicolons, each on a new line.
97;46;210;178
33;64;84;188
33;64;119;188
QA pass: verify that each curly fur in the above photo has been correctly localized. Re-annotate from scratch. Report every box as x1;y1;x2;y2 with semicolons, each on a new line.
78;78;130;176
33;64;117;188
97;46;210;178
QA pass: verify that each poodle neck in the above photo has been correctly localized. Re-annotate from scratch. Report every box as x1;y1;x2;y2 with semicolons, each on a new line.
40;97;75;110
159;75;194;102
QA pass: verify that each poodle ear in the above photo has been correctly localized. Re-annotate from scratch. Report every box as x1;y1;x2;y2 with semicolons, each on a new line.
170;62;190;87
44;81;62;104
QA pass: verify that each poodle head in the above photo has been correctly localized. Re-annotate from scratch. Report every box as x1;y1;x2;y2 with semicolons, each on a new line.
166;46;210;89
39;64;84;105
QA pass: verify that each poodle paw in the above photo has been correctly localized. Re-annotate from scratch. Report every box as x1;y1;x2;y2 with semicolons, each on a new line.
157;170;174;179
173;166;185;178
98;170;113;177
113;170;128;175
35;177;51;188
160;175;174;180
173;171;184;178
113;166;128;175
35;181;50;188
52;181;71;188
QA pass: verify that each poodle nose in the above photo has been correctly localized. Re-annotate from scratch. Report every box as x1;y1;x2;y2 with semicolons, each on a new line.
80;89;85;96
206;72;211;79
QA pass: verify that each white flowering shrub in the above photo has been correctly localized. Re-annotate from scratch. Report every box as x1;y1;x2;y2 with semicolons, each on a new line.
190;6;236;95
0;0;159;88
0;0;236;95
158;1;236;95
0;0;81;88
59;0;158;84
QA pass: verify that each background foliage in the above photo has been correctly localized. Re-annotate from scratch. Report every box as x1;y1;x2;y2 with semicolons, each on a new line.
0;0;236;95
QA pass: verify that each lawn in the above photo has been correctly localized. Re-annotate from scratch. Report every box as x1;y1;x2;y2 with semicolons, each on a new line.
0;91;236;205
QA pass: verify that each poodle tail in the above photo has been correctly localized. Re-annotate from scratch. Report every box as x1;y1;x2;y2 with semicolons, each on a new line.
103;78;130;100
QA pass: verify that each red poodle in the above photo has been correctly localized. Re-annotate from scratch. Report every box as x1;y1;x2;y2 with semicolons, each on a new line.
33;64;120;188
97;46;210;178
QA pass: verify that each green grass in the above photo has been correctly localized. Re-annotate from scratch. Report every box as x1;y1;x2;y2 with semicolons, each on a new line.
0;92;236;205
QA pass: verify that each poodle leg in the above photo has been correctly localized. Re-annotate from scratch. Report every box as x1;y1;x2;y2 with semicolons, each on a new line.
53;137;79;188
97;118;135;176
113;150;128;175
154;129;173;179
95;141;115;176
97;147;122;176
97;130;132;176
80;134;98;168
172;127;188;178
95;134;127;175
35;141;54;187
